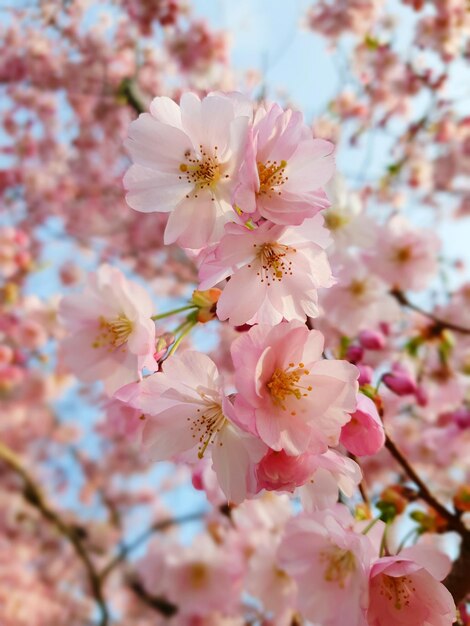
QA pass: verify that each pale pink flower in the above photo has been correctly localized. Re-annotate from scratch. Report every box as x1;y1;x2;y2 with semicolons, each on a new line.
233;102;335;225
368;545;455;626
198;214;333;326
164;535;244;617
246;539;298;624
366;216;440;292
231;321;358;455
116;351;266;503
323;174;375;251
59;265;157;395
278;505;374;626
299;449;362;511
124;92;251;248
340;394;385;456
320;257;401;336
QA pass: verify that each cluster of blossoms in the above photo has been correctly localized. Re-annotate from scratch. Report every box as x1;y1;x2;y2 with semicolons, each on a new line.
126;497;455;626
57;91;465;624
3;0;470;624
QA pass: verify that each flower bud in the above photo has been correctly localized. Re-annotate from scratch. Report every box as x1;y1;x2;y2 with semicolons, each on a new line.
358;329;386;350
191;288;221;323
357;364;373;385
383;364;417;396
454;485;470;513
345;344;363;364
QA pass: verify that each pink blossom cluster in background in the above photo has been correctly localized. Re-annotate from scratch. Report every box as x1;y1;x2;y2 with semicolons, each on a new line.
2;0;470;625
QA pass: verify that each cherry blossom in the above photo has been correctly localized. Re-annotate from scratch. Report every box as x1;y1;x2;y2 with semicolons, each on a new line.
59;264;157;395
233;102;335;225
124;92;251;248
231;321;358;455
199;214;333;326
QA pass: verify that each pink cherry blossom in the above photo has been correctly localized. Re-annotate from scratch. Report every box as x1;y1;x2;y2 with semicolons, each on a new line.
231;321;358;455
278;505;375;626
340;394;385;456
233;102;335;225
58;265;157;395
116;351;266;503
368;545;455;626
298;449;362;511
198;214;333;326
366;215;440;292
124;92;251;248
320;256;401;336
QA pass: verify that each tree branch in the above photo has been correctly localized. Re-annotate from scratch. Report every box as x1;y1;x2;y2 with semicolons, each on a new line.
128;577;178;617
99;511;206;581
391;289;470;335
384;434;465;532
0;440;109;626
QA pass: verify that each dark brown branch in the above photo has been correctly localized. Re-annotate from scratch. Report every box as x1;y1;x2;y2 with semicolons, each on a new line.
384;435;464;532
0;441;109;626
391;289;470;335
119;78;145;115
129;577;178;617
384;435;470;605
444;533;470;605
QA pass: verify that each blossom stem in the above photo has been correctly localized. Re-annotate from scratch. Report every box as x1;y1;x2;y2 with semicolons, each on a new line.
361;516;381;535
167;320;197;357
151;305;198;321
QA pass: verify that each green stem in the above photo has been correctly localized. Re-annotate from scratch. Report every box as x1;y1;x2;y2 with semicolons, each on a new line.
379;523;389;557
167;321;196;357
362;516;381;535
151;305;197;321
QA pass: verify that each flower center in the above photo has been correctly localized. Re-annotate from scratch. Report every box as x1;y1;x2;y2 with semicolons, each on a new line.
248;242;296;286
379;574;414;610
191;400;226;459
179;146;225;198
321;547;356;589
188;562;210;589
92;315;133;350
324;210;350;231
394;246;412;263
267;363;312;412
349;279;367;297
257;159;288;196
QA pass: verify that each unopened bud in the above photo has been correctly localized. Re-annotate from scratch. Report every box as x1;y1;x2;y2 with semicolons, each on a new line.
454;485;470;513
191;288;221;323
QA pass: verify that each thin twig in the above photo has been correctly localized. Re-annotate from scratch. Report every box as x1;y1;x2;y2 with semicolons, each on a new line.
0;440;109;626
391;289;470;335
100;511;206;581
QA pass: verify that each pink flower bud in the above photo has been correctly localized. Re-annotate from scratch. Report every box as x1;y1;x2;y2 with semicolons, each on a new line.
340;394;385;456
154;332;175;361
256;449;315;493
358;329;386;350
383;365;417;396
345;344;363;364
357;364;373;385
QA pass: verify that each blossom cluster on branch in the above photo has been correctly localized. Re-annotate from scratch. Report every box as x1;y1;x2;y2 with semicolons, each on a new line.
2;0;470;625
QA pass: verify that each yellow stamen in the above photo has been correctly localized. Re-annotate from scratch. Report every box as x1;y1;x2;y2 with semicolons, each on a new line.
257;159;288;196
91;315;133;350
321;548;356;588
267;364;312;410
